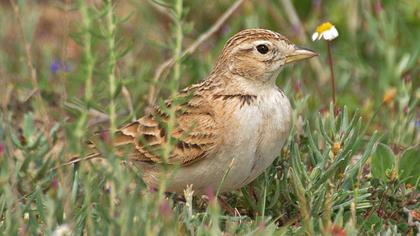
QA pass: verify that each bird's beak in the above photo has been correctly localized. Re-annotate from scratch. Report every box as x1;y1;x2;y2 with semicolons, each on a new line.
285;46;318;64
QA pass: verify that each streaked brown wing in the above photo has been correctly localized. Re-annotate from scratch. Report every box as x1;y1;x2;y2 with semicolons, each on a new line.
113;93;219;166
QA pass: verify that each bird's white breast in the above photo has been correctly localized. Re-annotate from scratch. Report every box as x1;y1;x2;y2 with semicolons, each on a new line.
222;87;292;190
161;85;292;194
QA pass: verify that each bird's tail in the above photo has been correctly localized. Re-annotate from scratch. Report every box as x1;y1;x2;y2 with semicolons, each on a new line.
52;129;136;171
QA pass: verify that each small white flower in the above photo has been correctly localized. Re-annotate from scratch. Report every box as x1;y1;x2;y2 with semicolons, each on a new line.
312;22;339;41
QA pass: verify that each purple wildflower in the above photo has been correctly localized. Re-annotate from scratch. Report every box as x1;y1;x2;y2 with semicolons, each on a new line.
50;59;70;74
50;61;60;73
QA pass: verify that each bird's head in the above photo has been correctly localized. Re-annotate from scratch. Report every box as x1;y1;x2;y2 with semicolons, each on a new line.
212;29;317;82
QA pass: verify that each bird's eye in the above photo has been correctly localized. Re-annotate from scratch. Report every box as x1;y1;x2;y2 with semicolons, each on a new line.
256;44;269;54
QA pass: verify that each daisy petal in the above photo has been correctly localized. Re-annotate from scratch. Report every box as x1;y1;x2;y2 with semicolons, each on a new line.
311;32;319;41
323;30;333;40
330;26;339;39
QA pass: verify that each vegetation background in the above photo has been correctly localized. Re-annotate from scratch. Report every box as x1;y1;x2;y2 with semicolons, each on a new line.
0;0;419;235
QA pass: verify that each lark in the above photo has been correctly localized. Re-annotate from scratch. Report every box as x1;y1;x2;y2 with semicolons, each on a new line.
90;29;317;194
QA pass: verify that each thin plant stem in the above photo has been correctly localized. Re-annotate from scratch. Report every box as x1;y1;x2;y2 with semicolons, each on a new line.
81;3;94;108
216;158;235;198
159;0;183;198
321;181;333;234
105;2;118;232
260;177;268;222
106;0;117;140
75;0;95;147
327;41;336;108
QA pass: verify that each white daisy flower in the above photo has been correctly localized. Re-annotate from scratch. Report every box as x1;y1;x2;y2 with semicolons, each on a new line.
312;22;339;41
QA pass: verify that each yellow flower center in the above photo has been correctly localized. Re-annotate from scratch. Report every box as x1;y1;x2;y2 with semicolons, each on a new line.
316;22;334;33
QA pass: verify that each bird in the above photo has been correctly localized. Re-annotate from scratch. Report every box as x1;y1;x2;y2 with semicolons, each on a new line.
88;28;317;195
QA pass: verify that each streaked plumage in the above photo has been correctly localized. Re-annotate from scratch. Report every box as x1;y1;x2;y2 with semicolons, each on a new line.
90;29;317;194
